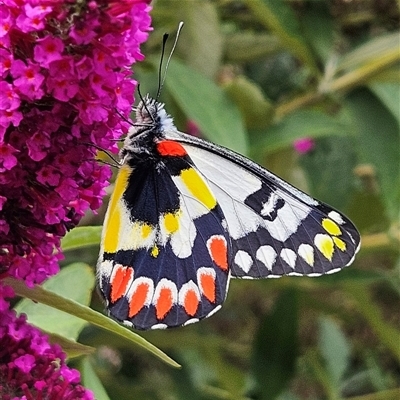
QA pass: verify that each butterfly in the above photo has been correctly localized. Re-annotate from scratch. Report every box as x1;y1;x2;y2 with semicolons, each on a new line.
97;94;361;330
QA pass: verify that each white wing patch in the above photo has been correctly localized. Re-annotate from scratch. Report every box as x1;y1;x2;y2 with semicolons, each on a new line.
234;250;253;273
256;245;277;271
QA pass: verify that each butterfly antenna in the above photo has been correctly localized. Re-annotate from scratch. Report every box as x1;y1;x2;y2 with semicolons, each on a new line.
156;21;184;101
137;83;156;123
156;32;169;100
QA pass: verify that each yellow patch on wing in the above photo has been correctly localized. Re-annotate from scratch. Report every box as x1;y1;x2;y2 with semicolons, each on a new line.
333;237;346;251
103;165;131;253
314;234;334;261
322;218;342;236
141;223;152;239
151;245;159;258
180;168;217;210
164;212;180;234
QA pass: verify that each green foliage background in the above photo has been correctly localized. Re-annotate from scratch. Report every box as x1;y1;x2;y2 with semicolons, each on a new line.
10;1;400;399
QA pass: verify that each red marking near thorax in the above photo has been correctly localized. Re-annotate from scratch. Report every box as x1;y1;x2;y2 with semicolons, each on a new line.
110;265;133;303
157;140;187;157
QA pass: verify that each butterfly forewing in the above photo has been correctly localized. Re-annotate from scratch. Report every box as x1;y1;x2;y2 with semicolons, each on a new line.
171;137;360;279
98;139;230;330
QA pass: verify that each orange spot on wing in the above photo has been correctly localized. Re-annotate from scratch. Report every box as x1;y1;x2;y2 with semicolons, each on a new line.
209;236;228;271
157;140;187;157
110;265;133;303
184;290;199;316
156;288;173;320
199;273;216;303
128;282;149;317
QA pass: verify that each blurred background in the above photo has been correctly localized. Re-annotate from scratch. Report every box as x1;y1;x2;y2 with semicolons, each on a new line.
28;0;400;399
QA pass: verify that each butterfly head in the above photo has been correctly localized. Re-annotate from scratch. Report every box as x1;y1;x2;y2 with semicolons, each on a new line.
135;94;175;132
120;95;177;161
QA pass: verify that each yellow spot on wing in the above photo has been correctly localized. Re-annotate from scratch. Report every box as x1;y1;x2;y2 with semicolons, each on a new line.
151;245;159;258
103;165;131;253
333;237;346;251
164;212;179;234
314;234;334;261
180;168;217;210
141;223;152;239
322;218;342;236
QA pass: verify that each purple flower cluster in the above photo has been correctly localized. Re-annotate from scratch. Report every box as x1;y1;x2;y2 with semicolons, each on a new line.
0;1;152;397
0;0;152;286
0;285;93;400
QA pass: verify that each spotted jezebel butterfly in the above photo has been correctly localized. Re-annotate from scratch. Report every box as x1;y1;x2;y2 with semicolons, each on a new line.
96;92;360;330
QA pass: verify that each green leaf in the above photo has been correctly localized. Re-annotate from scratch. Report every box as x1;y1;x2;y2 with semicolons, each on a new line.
177;2;222;78
346;88;400;219
254;109;351;156
6;277;180;368
15;263;95;340
225;32;281;63
318;317;350;386
249;289;298;400
299;136;357;210
61;226;102;251
300;3;335;63
80;357;111;400
48;333;95;359
224;75;274;130
244;0;318;74
165;59;248;154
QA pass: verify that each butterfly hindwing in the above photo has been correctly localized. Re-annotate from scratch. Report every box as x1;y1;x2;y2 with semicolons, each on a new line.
166;134;360;279
98;140;230;330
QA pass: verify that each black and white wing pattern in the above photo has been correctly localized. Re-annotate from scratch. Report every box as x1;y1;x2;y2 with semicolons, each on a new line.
168;132;361;279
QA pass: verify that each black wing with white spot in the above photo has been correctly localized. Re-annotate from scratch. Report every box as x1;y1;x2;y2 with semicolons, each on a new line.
167;133;360;279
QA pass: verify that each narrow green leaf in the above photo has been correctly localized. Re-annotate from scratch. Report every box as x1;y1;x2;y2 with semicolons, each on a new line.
164;59;248;154
318;317;350;386
6;277;180;368
249;289;298;400
48;333;95;359
244;0;318;74
337;32;400;72
80;357;111;400
61;226;102;251
15;263;95;340
368;82;400;123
